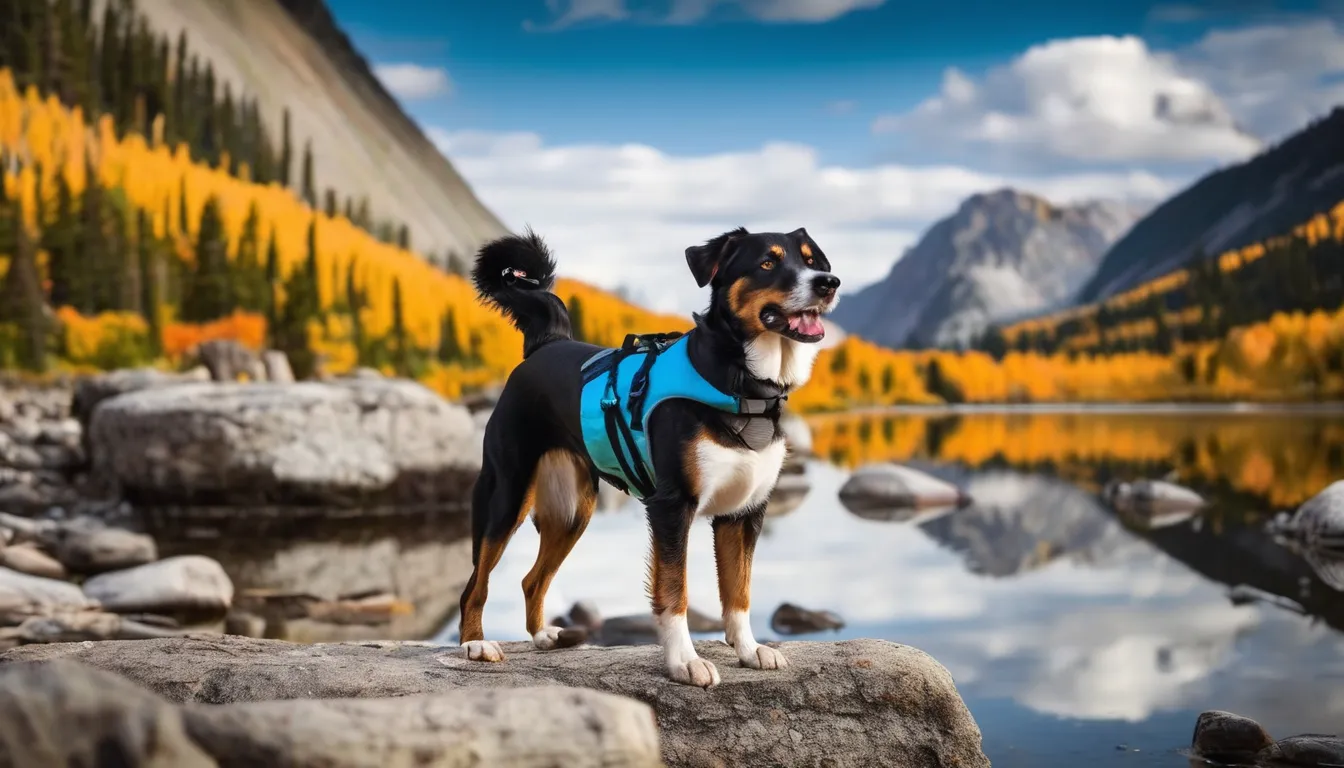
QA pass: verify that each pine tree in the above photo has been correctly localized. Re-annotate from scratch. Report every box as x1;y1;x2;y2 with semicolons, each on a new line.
136;208;161;356
346;258;364;365
171;29;188;146
566;295;586;342
275;219;321;378
391;277;410;377
300;139;315;207
0;200;48;372
181;194;233;322
233;202;267;313
445;250;469;277
264;228;281;348
44;169;77;308
77;154;106;313
396;223;410;250
323;187;337;218
437;308;462;364
278;108;293;188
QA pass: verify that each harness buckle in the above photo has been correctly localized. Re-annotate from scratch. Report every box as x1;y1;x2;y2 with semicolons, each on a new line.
600;397;619;412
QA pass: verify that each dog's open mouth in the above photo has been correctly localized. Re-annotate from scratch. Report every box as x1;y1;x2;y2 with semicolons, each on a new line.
761;305;825;343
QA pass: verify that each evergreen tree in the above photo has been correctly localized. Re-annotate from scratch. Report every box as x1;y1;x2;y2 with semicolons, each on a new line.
1149;295;1174;355
445;250;469;277
76;154;107;313
136;208;161;356
880;365;895;395
275;219;321;378
264;228;281;347
278;108;293;188
980;326;1008;360
232;202;268;312
323;187;337;218
566;295;586;342
0;201;48;372
300;139;315;207
391;278;410;377
181;194;233;322
44;169;78;308
437;308;463;364
352;197;370;229
170;30;188;146
346;259;364;365
396;223;410;250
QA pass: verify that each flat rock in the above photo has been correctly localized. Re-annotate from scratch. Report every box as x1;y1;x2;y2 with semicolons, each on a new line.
183;686;663;768
89;379;481;507
0;659;216;767
70;366;211;434
1191;710;1274;763
0;635;989;768
839;463;969;516
0;543;67;580
82;555;233;622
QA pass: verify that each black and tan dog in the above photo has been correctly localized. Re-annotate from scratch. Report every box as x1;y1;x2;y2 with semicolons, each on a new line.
459;226;840;687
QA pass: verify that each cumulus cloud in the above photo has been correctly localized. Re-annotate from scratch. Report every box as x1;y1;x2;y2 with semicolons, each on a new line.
373;63;453;100
1182;19;1344;141
541;0;884;27
430;128;1175;314
873;35;1263;167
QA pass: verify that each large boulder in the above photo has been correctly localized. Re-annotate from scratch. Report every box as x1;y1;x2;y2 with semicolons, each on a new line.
1;635;990;768
0;659;216;767
89;379;482;507
70;366;211;435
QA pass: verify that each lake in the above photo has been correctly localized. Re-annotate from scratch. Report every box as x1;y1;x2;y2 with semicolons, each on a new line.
146;408;1344;767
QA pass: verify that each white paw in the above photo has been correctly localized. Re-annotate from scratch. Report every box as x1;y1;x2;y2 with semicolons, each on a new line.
742;644;789;670
668;657;721;688
532;626;562;650
462;640;505;662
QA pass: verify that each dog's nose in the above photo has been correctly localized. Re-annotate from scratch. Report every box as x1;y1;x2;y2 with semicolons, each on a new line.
812;273;840;298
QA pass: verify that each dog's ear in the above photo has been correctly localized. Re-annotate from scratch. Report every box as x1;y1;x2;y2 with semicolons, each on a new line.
788;227;809;240
685;227;748;288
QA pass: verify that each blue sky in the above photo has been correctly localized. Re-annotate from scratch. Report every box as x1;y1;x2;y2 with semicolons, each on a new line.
327;0;1344;312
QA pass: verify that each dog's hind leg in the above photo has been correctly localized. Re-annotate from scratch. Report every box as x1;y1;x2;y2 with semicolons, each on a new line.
522;450;596;650
713;506;786;670
459;457;534;663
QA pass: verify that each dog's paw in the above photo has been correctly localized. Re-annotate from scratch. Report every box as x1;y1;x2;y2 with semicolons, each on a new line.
742;644;789;671
462;640;505;662
668;658;721;688
532;626;587;650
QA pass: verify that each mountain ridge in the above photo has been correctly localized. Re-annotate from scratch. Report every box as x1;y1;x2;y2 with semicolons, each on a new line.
830;188;1146;350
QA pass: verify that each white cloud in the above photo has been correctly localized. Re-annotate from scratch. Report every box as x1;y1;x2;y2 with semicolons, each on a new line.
874;35;1263;166
431;128;1176;315
542;0;883;27
1182;19;1344;141
373;63;453;101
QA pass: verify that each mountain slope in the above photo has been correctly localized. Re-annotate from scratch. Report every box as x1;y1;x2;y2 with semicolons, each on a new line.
102;0;507;259
1077;107;1344;303
831;189;1144;350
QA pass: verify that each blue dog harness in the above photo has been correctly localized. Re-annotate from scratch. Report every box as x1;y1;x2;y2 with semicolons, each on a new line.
579;332;782;500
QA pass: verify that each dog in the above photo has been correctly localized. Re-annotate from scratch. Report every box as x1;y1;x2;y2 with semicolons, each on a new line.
459;226;840;687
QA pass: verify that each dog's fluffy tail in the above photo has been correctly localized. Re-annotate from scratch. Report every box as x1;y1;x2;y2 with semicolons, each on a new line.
471;228;573;358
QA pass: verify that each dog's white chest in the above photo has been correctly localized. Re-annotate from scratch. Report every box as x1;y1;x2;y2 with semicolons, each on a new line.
692;438;787;517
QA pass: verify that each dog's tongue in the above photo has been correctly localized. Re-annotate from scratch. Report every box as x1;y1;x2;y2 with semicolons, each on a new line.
789;313;825;338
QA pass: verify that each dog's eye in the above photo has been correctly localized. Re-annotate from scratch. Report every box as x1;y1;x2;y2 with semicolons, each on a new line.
804;257;815;267
761;260;776;271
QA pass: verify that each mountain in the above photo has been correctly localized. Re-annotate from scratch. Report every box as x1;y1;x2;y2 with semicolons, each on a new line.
1076;107;1344;304
116;0;507;259
830;189;1144;350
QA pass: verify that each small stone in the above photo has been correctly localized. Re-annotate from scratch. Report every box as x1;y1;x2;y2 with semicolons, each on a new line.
44;519;157;575
0;543;67;580
1191;710;1274;763
771;602;845;636
262;350;295;383
0;566;97;617
7;445;43;470
224;610;267;638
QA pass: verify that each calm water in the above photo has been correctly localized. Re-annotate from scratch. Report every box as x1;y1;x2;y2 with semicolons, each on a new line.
147;409;1344;767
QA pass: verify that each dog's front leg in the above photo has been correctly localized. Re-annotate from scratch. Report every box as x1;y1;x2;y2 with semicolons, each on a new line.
713;507;787;670
648;498;720;688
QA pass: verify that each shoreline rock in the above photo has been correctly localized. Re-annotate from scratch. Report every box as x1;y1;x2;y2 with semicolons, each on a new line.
1191;709;1344;767
1;635;991;767
89;379;481;507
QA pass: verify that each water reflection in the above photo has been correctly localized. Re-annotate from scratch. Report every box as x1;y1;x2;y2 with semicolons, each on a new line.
139;506;473;642
444;409;1344;766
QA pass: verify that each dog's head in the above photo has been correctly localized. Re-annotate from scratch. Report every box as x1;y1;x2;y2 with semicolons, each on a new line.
685;227;840;343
